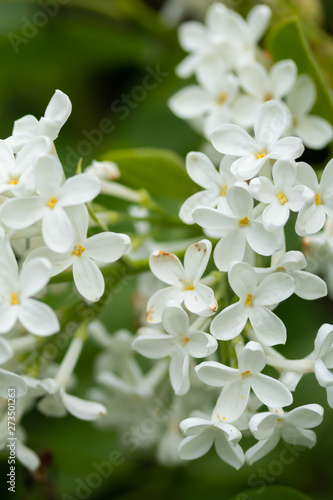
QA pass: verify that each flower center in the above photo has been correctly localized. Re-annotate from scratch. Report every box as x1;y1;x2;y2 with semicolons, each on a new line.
220;185;228;196
255;151;266;160
47;197;58;209
315;193;321;206
239;216;250;226
217;92;228;105
11;292;19;305
241;370;252;378
183;280;194;291
264;93;273;102
276;191;288;205
72;244;85;257
245;294;253;306
9;176;20;185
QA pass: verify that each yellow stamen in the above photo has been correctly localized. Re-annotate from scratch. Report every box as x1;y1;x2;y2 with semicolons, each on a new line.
256;152;266;160
11;292;19;305
47;197;58;209
264;93;273;102
241;370;252;378
183;280;194;291
220;185;228;196
184;337;190;345
245;294;253;306
72;244;85;257
217;92;228;105
9;177;19;185
315;193;321;206
239;216;249;226
276;191;288;205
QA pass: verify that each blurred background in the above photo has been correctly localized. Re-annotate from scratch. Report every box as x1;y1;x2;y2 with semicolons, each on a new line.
0;0;333;499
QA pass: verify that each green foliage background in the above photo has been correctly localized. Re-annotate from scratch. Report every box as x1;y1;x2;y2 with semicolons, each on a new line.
0;1;333;499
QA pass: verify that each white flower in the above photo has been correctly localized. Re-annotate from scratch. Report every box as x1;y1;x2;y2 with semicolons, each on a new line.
312;324;333;407
176;4;271;78
6;90;72;152
0;422;40;471
193;185;282;271
211;100;304;180
169;70;239;137
27;204;130;302
0;369;27;398
246;404;324;465
133;302;217;395
211;262;294;345
179;415;244;469
179;152;239;224
146;239;217;323
0;257;59;336
296;159;333;236
233;60;297;128
249;158;313;231
285;75;333;150
0;137;51;196
85;160;120;181
256;250;327;300
1;154;101;253
196;341;293;422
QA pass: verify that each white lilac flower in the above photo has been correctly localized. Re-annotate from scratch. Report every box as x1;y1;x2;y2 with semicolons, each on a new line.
0;369;27;398
179;152;240;224
233;60;297;128
211;100;304;181
296;159;333;236
312;324;333;407
1;154;101;253
256;250;327;300
0;137;51;196
285;74;333;150
169;70;239;137
179;416;244;469
0;257;59;336
146;239;217;323
133;302;217;395
176;4;271;78
6;90;72;152
85;160;120;181
193;185;282;271
27;204;130;302
249;158;313;231
211;262;294;345
196;342;293;422
246;404;324;465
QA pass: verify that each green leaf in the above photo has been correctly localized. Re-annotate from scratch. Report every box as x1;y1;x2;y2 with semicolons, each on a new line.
268;16;333;124
101;148;197;199
228;485;313;500
229;481;312;500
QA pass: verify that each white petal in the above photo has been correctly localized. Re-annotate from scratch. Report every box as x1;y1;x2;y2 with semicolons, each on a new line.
133;331;173;359
34;154;63;198
214;229;246;271
215;437;245;470
245;433;280;465
246;221;281;256
16;441;41;472
27;246;72;277
238;341;266;374
296;161;318;190
0;337;14;364
65;204;89;242
248;412;278;440
281;427;316;448
249;306;287;346
251;373;292;407
192;207;237;232
1;197;45;229
262;203;290;231
169;86;211;118
42;206;74;253
296;115;333;150
178;21;208;51
18;298;59;336
44;90;72;127
195;361;240;387
59;174;101;206
269;137;304;159
211;302;248;340
229;261;257;298
0;368;27;398
146;287;184;324
149;250;185;286
247;4;271;42
255;272;294;305
287;74;316;116
271;60;297;98
186;151;220;189
0;303;18;334
179;190;219;224
231;155;265;181
296;204;326;236
184;239;211;282
73;256;104;302
284;403;323;428
84;232;130;263
170;350;190;395
162;303;189;336
215;380;250;422
254;101;286;146
211;124;255;156
188;331;218;358
292;270;327;300
226;185;253;218
249;176;275;203
184;283;217;316
238;61;269;97
179;433;214;460
19;257;51;299
62;392;106;421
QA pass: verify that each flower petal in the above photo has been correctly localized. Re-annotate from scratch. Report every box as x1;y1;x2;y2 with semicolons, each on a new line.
229;261;257;298
146;287;184;324
245;433;280;465
213;229;246;271
255;272;295;305
73;256;104;302
184;239;211;282
179;433;214;460
162;303;189;336
84;232;130;263
42;206;74;253
62;392;107;421
249;306;287;346
238;341;266;374
251;373;292;407
132;331;173;359
169;86;212;118
149;250;185;286
170;350;190;395
211;302;248;341
19;257;52;299
211;124;255;156
59;173;101;206
184;283;217;316
195;361;240;387
296;115;332;150
18;298;59;336
254;101;286;146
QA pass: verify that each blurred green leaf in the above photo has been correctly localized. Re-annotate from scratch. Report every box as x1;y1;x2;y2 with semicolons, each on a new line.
268;16;333;124
228;485;313;500
102;148;197;198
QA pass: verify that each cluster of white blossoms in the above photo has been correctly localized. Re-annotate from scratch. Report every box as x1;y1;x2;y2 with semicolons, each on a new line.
0;90;132;470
